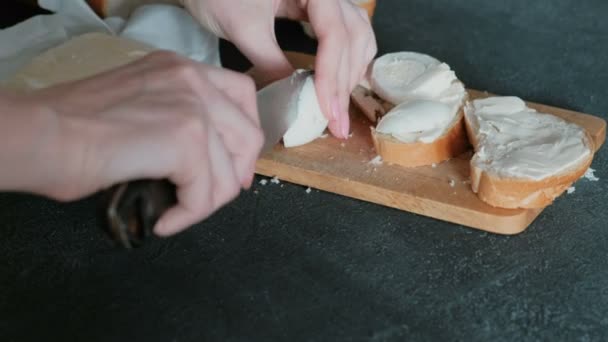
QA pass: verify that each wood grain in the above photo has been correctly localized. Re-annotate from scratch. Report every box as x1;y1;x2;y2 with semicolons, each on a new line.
254;52;606;235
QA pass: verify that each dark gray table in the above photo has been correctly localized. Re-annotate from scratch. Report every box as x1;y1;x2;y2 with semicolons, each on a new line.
2;1;607;341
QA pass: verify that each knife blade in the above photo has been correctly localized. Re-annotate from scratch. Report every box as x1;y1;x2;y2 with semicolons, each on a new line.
99;70;312;248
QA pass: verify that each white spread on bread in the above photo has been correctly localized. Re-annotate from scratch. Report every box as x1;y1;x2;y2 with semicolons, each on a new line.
375;100;453;143
465;96;592;181
283;75;329;148
370;52;465;110
369;52;466;144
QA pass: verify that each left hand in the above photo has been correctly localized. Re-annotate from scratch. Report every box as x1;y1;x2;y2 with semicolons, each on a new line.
182;0;377;139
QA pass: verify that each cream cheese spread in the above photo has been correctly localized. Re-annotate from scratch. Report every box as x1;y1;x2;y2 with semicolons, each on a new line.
375;100;453;143
465;96;592;180
283;75;328;147
371;52;466;143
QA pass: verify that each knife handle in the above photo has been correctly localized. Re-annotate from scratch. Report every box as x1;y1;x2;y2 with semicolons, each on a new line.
100;179;177;249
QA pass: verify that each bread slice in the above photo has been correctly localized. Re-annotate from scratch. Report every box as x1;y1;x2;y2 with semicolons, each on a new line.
2;32;155;92
350;52;470;167
371;110;468;168
464;96;595;209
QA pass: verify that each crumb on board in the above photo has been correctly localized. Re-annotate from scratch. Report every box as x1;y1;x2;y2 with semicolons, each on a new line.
259;179;268;186
584;168;599;181
340;142;346;148
329;156;335;160
369;155;383;166
432;163;437;168
449;179;456;187
306;187;312;194
567;187;576;194
348;132;354;138
320;133;329;139
271;176;280;184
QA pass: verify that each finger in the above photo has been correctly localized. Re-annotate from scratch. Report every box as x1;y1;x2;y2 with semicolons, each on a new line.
201;84;263;188
142;57;262;188
203;66;260;128
225;14;294;85
206;127;243;206
360;10;378;83
338;46;350;139
305;0;350;138
326;45;347;138
363;37;378;82
341;1;376;91
335;5;352;138
154;123;214;236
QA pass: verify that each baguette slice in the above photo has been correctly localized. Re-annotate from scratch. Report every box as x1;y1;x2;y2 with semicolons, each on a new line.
464;96;595;209
352;86;469;167
351;51;470;168
371;109;468;168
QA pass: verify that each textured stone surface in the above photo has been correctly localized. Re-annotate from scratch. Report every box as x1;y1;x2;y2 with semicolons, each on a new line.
1;1;608;341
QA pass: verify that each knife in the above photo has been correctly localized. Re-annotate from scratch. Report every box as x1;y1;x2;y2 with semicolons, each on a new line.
99;69;313;248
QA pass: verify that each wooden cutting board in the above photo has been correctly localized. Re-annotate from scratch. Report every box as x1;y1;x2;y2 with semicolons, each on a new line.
254;51;606;235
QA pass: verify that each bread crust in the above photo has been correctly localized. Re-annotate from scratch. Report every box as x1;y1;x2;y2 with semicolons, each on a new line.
464;109;595;209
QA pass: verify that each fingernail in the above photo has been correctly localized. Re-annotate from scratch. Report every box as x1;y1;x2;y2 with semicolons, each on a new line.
341;98;350;139
331;97;341;121
341;113;350;139
328;120;341;138
154;220;166;236
242;163;256;189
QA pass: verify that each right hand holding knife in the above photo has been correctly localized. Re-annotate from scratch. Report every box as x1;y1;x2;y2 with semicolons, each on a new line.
25;51;263;240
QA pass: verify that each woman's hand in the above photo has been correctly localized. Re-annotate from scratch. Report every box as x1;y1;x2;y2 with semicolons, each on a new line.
2;51;263;236
182;0;377;139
